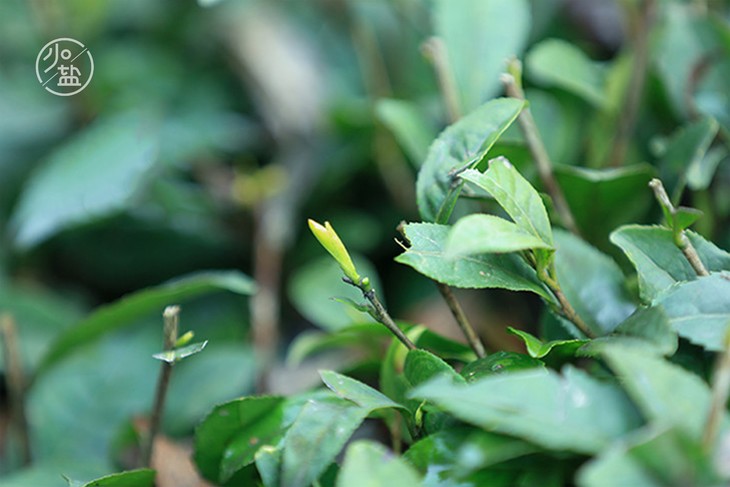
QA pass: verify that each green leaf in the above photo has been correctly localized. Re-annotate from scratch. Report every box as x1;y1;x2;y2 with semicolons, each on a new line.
410;367;640;454
37;270;255;375
687;146;727;191
672;206;703;232
446;214;552;258
152;340;207;364
584;306;678;356
395;223;551;300
194;396;285;483
650;273;730;351
255;444;283;487
336;440;422;487
405;428;536;481
461;158;552;247
578;426;719;487
404;349;465;387
660;117;718;199
75;469;155;487
415;98;524;223
526;38;606;107
653;3;722;120
578;439;664;487
320;370;405;411
281;397;369;487
507;327;588;359
11;110;160;249
553;230;636;335
554;164;655;243
434;0;530;113
601;345;713;436
610;225;730;301
460;352;545;382
375;98;437;165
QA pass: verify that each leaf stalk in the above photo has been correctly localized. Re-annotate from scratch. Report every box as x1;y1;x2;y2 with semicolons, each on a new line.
501;59;580;236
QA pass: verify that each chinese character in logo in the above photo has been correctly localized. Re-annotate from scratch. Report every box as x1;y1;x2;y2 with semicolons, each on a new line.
35;38;94;96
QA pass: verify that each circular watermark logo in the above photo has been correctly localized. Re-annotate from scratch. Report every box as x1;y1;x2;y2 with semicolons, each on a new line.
35;38;94;96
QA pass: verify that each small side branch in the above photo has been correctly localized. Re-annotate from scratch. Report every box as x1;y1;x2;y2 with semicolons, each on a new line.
649;179;709;276
501;60;580;236
344;278;416;351
422;37;462;123
144;306;179;468
436;283;486;358
1;314;32;466
539;272;595;339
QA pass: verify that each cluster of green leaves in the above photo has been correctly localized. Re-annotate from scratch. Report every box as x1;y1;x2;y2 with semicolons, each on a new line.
191;0;730;486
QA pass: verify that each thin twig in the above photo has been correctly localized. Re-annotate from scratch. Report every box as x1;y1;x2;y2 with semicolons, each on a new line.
539;273;595;339
344;278;416;351
436;283;486;358
144;306;179;468
703;328;730;450
422;37;462;123
649;179;709;276
501;60;580;236
1;314;32;466
397;223;483;354
608;0;656;167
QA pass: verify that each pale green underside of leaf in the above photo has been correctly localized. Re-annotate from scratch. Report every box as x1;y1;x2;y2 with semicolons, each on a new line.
461;159;553;246
320;370;405;412
416;98;524;223
411;367;640;454
446;214;551;258
395;223;550;300
601;345;713;436
610;225;730;302
648;273;730;352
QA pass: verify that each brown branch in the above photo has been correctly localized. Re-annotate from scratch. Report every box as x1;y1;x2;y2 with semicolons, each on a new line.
501;61;581;236
363;290;417;351
1;314;31;466
345;278;417;351
607;0;657;167
422;37;462;123
436;283;486;358
144;306;179;468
